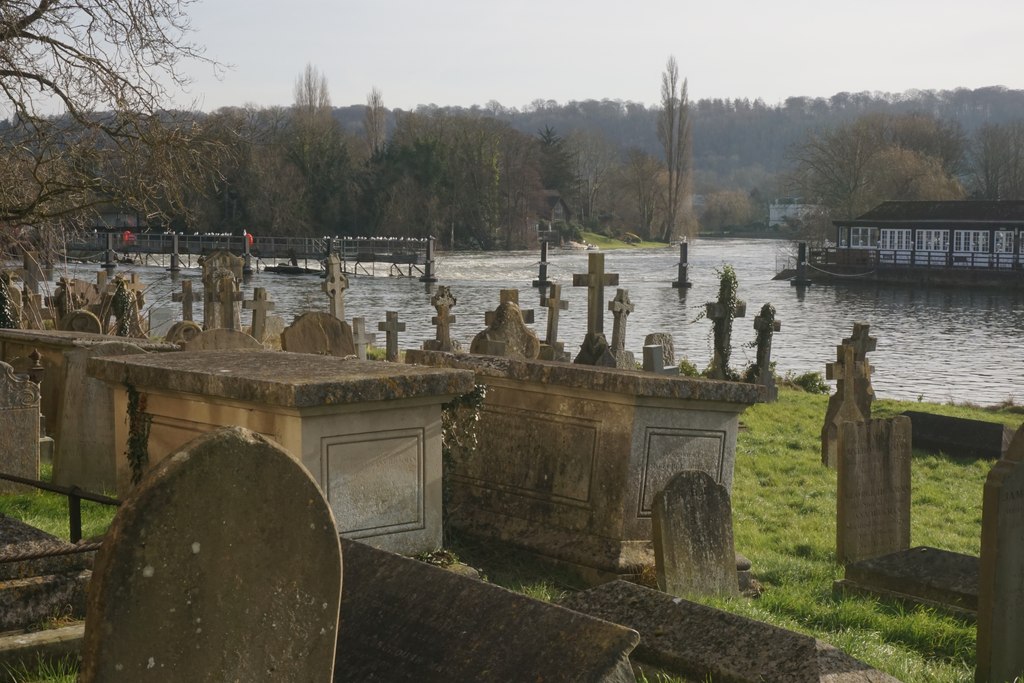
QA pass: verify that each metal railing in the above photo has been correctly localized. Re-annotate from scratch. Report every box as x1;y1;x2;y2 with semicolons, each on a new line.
0;472;119;544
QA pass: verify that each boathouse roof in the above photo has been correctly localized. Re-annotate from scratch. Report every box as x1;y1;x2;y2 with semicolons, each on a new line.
835;200;1024;226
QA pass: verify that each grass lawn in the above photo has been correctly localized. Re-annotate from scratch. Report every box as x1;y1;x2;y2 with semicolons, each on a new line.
3;389;1018;682
579;231;669;250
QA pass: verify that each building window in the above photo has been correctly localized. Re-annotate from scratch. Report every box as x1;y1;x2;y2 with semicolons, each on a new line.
880;229;912;251
850;227;878;248
995;230;1015;254
954;230;990;253
915;229;949;252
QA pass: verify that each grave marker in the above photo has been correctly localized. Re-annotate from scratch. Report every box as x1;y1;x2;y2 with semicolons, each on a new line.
643;345;679;375
352;317;377;360
215;272;243;331
182;328;263;352
976;428;1024;683
644;333;676;367
172;279;198;322
322;253;349;321
59;309;102;335
148;306;175;339
242;286;275;342
79;427;342;682
485;289;535;325
836;416;911;564
608;288;635;369
843;322;876;417
822;341;871;468
164;320;203;346
470;301;540;360
377;311;405;362
704;293;746;380
0;360;41;493
752;305;781;402
653;470;738;597
539;283;570;361
423;285;458;353
572;253;618;367
281;311;356;357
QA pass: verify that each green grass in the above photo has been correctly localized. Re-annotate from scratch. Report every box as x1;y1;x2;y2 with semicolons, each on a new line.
0;465;117;542
1;655;77;683
579;231;668;250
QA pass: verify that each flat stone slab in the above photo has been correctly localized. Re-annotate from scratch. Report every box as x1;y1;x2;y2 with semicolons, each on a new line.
0;624;84;676
405;350;764;405
88;350;476;408
0;516;92;581
836;546;978;617
560;580;899;683
336;539;639;682
901;410;1013;459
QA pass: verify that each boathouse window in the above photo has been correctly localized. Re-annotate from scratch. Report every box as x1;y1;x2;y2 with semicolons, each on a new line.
850;227;878;248
880;229;912;251
953;230;989;253
915;229;949;252
994;230;1014;253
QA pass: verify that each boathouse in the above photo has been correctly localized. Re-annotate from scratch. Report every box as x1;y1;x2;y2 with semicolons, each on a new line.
810;200;1024;287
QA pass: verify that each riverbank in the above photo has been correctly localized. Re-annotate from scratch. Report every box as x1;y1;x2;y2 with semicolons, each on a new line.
3;386;1016;681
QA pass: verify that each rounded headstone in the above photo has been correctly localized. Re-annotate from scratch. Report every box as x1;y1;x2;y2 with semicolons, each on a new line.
59;309;102;334
182;328;263;352
164;320;202;345
80;427;342;682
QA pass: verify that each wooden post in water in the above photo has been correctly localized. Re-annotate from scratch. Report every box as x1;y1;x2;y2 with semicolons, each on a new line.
169;233;181;272
532;240;551;289
419;236;438;283
102;231;117;272
672;241;691;288
791;242;812;286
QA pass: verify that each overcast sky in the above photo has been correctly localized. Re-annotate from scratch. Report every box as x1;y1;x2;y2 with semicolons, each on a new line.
177;0;1024;112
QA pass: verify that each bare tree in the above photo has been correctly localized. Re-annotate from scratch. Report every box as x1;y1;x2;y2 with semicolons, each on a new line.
568;130;618;224
364;86;387;159
0;0;225;252
656;55;692;242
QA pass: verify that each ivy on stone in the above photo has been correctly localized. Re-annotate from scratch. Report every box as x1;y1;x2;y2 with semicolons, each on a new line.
125;384;152;485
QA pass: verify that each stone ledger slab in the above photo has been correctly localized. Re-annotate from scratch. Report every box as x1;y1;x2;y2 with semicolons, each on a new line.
901;410;1014;460
80;427;342;683
835;546;978;618
336;539;638;682
89;350;475;554
405;350;761;582
561;580;900;683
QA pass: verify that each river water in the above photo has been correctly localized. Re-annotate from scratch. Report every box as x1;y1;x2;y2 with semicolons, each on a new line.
51;237;1024;407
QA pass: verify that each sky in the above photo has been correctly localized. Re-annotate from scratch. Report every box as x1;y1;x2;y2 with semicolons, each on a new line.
176;0;1024;112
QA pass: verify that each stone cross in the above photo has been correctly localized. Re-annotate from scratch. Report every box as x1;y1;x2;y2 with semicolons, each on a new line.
539;284;570;361
705;298;746;381
643;345;679;375
572;252;619;336
172;280;199;322
377;311;406;362
216;273;243;331
352;317;377;360
753;307;782;401
242;287;275;342
322;253;349;321
821;343;871;468
608;288;634;356
842;321;876;416
485;289;534;325
425;286;457;352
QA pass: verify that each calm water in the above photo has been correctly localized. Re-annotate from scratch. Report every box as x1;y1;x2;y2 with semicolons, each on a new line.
51;238;1024;406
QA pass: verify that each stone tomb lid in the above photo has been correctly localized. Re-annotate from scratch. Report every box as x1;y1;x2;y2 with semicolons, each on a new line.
0;327;177;351
87;350;476;409
406;349;763;405
336;539;639;682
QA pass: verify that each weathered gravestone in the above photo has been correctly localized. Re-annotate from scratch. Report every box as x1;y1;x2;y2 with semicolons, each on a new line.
484;288;535;326
643;344;679;375
58;309;102;335
608;288;636;369
336;538;639;682
242;286;275;343
322;253;349;321
182;328;263;352
652;470;738;597
976;426;1024;683
901;410;1014;460
752;304;781;402
470;301;541;359
822;341;871;468
163;320;202;346
539;283;570;361
0;360;41;493
842;322;876;416
377;310;405;362
281;311;356;357
53;341;147;492
423;286;459;353
560;581;900;683
147;306;175;339
836;417;911;564
171;278;199;322
109;276;146;338
80;427;342;682
199;251;243;330
644;333;675;368
351;317;377;360
704;278;746;381
572;252;618;366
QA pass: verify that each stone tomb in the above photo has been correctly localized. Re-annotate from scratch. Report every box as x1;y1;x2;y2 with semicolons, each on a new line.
836;417;911;564
652;470;737;597
977;427;1024;683
901;409;1014;460
88;350;474;554
405;350;762;581
561;581;899;683
336;539;639;682
80;427;342;682
0;361;41;492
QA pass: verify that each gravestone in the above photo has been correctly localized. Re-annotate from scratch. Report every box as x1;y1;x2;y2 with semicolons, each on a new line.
79;427;342;682
704;292;746;380
351;317;376;360
423;285;459;353
539;283;570;361
976;427;1024;683
560;581;900;683
199;251;243;329
572;253;618;367
336;539;639;682
182;328;263;351
205;271;242;331
652;470;737;597
643;345;679;375
821;343;870;468
322;253;349;321
470;301;541;360
836;417;911;564
109;276;145;338
281;311;356;357
58;309;102;334
262;315;287;349
752;304;781;402
484;289;535;325
148;306;175;339
164;320;203;346
901;410;1014;460
243;286;275;343
644;333;675;367
52;277;97;322
172;279;199;322
377;310;405;362
842;322;876;417
608;288;636;369
0;360;41;493
53;341;148;492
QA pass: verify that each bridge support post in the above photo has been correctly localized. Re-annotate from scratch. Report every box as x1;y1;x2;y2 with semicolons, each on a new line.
532;240;551;288
419;236;438;283
169;233;181;272
101;231;117;271
672;240;692;288
791;241;812;287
